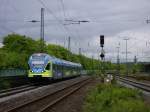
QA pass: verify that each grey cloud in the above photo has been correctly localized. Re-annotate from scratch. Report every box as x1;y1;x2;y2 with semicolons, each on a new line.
0;0;150;62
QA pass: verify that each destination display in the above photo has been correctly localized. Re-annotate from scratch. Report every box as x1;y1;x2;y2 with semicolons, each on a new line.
31;61;45;65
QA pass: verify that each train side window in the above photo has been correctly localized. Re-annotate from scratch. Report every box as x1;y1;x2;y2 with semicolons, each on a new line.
58;65;62;71
59;65;62;71
64;66;66;71
53;64;55;70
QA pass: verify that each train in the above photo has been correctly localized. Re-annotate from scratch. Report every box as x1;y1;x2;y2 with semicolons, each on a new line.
28;53;82;80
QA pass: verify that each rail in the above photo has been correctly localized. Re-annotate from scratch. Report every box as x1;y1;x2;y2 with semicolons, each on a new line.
117;76;150;92
2;77;91;112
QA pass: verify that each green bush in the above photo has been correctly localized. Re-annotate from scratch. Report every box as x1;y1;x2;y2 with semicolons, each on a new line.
0;34;115;71
83;84;150;112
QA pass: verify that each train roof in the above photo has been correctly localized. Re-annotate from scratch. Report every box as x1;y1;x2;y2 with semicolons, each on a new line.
30;53;82;67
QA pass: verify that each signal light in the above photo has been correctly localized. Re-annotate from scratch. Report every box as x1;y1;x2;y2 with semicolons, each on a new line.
100;53;105;58
100;35;104;47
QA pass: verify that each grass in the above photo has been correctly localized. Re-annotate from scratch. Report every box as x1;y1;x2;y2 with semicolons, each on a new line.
83;84;150;112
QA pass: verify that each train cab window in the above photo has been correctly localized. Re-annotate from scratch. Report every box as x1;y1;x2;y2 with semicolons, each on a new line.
46;63;50;70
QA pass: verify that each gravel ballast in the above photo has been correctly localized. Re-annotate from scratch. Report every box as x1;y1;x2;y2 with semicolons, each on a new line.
0;76;89;112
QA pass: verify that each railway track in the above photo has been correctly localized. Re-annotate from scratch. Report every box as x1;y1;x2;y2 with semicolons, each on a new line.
117;76;150;92
4;77;91;112
0;83;38;98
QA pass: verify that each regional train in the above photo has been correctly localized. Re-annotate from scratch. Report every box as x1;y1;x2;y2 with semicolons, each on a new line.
28;53;82;79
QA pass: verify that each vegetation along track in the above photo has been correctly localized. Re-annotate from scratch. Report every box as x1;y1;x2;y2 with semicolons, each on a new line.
0;83;38;98
117;76;150;92
4;77;91;112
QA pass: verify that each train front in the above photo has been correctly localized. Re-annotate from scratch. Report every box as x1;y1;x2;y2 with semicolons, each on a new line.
28;53;52;78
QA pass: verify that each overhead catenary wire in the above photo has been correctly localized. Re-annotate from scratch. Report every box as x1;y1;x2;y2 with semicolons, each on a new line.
59;0;66;19
57;0;87;41
37;0;72;37
0;0;17;35
56;0;86;52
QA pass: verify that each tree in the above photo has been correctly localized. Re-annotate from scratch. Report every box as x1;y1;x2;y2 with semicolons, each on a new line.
1;33;116;71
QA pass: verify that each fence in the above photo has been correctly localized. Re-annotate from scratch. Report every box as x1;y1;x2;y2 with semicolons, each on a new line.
0;69;27;77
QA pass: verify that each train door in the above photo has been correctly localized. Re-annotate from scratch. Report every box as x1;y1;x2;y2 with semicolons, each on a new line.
45;62;53;78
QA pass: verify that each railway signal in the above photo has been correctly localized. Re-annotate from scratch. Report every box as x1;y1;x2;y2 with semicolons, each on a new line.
100;35;104;47
100;48;105;59
99;35;105;75
100;35;105;60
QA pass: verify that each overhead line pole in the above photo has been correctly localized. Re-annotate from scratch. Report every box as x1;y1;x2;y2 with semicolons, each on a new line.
92;55;94;71
68;36;71;51
37;0;70;36
116;44;120;76
79;48;81;55
123;38;129;76
41;8;44;52
100;35;105;75
28;8;45;52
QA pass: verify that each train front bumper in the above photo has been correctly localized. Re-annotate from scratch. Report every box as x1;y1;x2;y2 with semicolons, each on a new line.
28;70;52;78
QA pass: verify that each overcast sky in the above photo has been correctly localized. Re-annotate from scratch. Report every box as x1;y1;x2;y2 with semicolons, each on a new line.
1;0;150;62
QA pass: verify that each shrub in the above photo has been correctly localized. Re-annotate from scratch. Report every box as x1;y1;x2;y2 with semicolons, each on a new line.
83;84;150;112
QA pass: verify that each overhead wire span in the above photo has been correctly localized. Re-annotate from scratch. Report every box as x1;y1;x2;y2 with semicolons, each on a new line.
59;0;66;19
37;0;73;37
0;0;16;35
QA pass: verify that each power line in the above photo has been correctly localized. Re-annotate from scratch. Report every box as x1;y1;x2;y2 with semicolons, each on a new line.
57;0;89;40
89;18;144;23
37;0;71;36
59;0;66;19
1;26;16;33
8;0;19;14
0;0;18;35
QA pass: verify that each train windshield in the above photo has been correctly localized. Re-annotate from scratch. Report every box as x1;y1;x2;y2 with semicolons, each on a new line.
29;54;48;70
31;60;45;68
